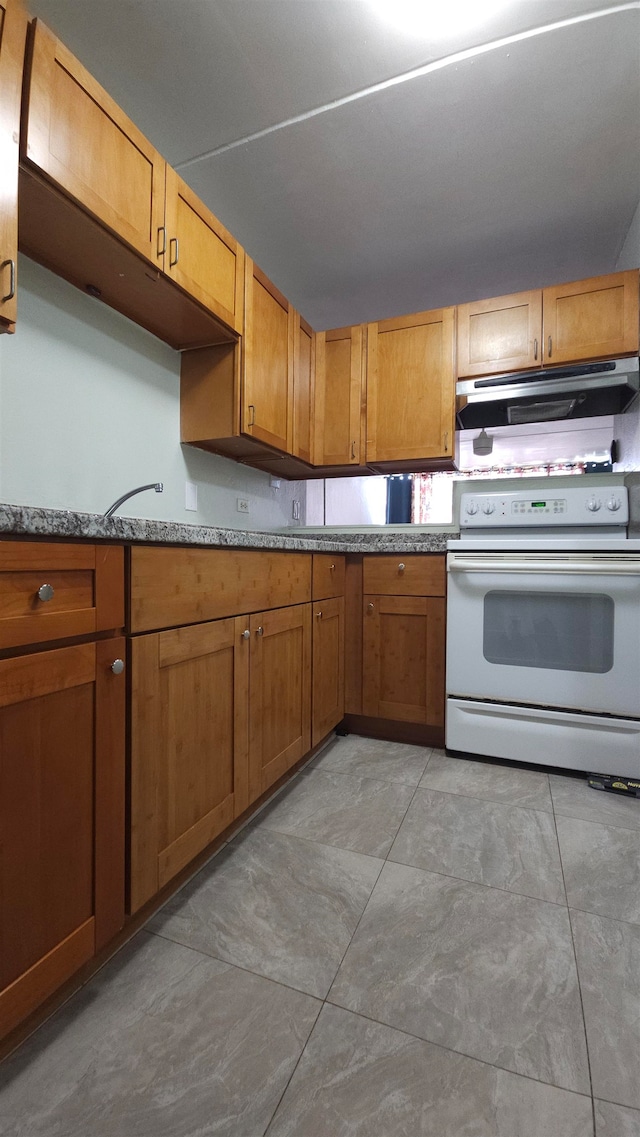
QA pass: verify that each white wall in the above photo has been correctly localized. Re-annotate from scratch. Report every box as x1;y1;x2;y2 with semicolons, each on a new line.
0;257;305;529
616;200;640;271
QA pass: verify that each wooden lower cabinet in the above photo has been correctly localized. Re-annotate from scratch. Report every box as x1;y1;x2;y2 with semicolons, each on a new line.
0;637;126;1040
312;596;344;747
248;603;311;800
362;594;445;727
129;616;250;913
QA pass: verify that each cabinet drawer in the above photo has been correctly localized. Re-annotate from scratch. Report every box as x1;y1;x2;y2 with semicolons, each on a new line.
0;542;124;650
312;554;345;600
363;554;445;597
130;547;312;632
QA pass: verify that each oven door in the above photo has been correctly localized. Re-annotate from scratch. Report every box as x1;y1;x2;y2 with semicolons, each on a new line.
446;552;640;717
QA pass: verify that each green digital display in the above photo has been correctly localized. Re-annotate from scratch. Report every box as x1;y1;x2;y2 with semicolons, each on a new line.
531;501;546;508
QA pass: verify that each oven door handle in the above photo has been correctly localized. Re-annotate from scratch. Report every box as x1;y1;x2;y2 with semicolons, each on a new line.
447;555;640;575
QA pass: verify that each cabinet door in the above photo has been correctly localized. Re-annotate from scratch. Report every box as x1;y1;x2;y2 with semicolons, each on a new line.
366;308;455;463
23;20;166;265
242;258;294;452
292;312;315;463
130;617;250;913
312;596;344;747
0;638;125;1040
314;325;364;465
249;603;311;800
457;290;542;377
0;0;27;331
164;167;245;334
543;271;640;365
363;595;445;726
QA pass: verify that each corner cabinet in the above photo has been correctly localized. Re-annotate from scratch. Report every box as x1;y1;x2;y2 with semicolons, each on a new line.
0;0;27;332
366;307;456;469
0;542;125;1042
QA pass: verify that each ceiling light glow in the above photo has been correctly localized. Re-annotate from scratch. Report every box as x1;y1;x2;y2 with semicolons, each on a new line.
369;0;509;38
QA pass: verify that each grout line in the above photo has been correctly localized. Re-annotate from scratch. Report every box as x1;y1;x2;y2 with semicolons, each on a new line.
551;786;596;1124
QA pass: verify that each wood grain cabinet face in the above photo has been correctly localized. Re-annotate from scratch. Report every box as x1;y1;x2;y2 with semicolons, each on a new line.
164;167;245;335
248;603;311;801
129;617;250;913
0;636;125;1041
366;308;455;465
312;596;344;747
242;258;294;453
543;271;640;365
363;594;445;727
23;20;166;265
314;325;364;466
312;554;345;600
457;290;542;377
0;0;27;332
292;313;315;464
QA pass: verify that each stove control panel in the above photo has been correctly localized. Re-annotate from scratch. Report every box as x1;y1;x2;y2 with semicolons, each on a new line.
460;486;629;527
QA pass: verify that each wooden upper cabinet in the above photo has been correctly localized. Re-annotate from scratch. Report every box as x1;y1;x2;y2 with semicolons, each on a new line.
314;325;364;466
292;313;315;464
242;258;294;453
457;290;542;377
23;20;166;266
543;271;640;365
164;167;245;335
366;307;455;464
0;0;27;332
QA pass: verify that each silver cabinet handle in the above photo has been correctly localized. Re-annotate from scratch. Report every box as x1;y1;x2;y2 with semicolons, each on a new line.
534;338;538;360
351;440;356;460
398;563;406;572
2;259;16;303
157;227;166;258
367;602;374;612
316;610;323;619
169;237;179;267
242;629;250;639
330;563;336;571
111;659;125;675
37;583;54;602
548;336;552;358
257;626;264;636
248;404;256;427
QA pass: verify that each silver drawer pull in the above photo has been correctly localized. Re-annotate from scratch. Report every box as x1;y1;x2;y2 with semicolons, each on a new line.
367;602;374;612
330;563;336;571
111;659;125;675
37;584;55;602
242;629;250;639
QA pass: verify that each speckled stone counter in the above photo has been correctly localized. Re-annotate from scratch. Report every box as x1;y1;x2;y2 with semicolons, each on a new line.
0;504;454;553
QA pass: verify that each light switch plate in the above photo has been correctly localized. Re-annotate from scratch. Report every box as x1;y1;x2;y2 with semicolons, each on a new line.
292;499;301;520
185;481;198;511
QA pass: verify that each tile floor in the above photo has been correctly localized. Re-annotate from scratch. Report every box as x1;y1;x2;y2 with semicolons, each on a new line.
1;735;639;1136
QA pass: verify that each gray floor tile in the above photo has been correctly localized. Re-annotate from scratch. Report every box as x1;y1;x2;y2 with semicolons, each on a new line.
551;774;640;831
255;769;414;857
267;1004;594;1137
0;932;320;1137
149;826;383;998
571;909;640;1110
389;788;565;903
329;861;590;1094
557;817;640;924
595;1100;640;1137
420;751;553;811
308;734;432;785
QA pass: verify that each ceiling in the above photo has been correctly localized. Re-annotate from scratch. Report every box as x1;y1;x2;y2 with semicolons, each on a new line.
28;0;640;330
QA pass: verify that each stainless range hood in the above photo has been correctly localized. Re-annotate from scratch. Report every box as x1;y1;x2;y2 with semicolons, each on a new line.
456;356;640;430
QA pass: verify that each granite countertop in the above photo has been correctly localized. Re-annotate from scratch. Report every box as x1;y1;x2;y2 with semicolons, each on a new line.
0;504;454;553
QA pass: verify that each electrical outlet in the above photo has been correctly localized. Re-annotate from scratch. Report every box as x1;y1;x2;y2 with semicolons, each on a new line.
185;481;198;511
270;477;281;490
236;498;250;514
292;499;301;521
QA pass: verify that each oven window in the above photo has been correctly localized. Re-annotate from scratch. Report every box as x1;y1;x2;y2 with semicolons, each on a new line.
483;591;614;673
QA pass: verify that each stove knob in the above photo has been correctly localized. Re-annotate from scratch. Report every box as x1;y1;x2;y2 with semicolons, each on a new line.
606;496;622;512
482;501;496;515
586;497;602;512
465;501;479;516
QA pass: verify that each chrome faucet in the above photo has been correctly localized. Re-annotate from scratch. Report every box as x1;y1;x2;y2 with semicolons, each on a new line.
103;482;163;519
